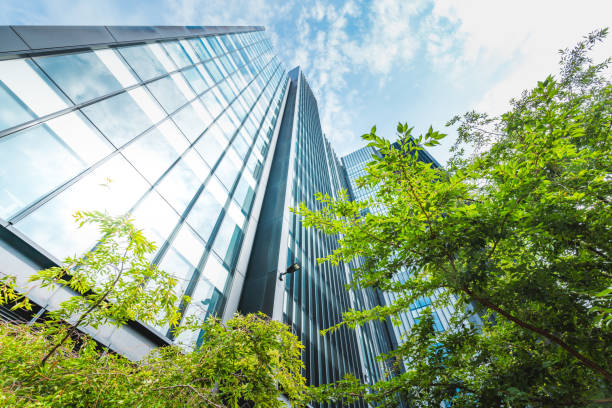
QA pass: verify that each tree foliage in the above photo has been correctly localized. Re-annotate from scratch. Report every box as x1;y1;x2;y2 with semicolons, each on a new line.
0;212;307;407
297;29;612;407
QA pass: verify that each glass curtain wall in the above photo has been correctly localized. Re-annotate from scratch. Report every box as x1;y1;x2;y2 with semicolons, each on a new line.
0;28;287;344
283;71;368;408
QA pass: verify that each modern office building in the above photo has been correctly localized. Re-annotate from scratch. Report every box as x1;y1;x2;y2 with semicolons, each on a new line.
0;25;396;406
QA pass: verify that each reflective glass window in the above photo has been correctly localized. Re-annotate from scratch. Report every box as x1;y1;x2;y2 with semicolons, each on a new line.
200;90;223;119
216;112;237;140
194;124;226;167
204;36;224;56
212;215;243;268
214;149;241;190
255;135;268;157
185;190;223;243
182;149;210;181
218;55;234;74
231;100;247;123
147;75;187;114
204;60;223;83
156;158;202;214
122;125;184;184
182;66;208;94
95;49;139;88
118;44;167;81
228;51;244;72
173;223;206;267
170;72;196;100
187;38;212;62
233;177;255;214
35;51;122;104
0;112;112;220
153;244;195;335
217;81;234;103
131;190;179;250
16;154;148;259
246;152;262;180
201;255;229;293
0;58;69;118
172;103;207;142
81;90;154;147
231;133;249;159
0;82;35;131
162;41;192;68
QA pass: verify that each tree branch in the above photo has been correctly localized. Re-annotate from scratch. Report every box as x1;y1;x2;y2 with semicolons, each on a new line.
462;285;612;382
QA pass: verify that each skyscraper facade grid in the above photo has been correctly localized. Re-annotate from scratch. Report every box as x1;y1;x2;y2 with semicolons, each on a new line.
0;25;453;406
0;25;289;360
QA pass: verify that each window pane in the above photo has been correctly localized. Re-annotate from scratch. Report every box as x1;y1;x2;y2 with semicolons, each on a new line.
187;38;212;62
0;124;84;219
156;158;202;215
233;177;255;214
0;81;35;131
131;190;179;250
174;224;206;267
159;247;195;300
246;152;262;180
43;111;113;165
172;103;207;142
185;190;222;243
147;75;187;114
182;149;210;182
0;58;69;117
162;40;192;68
200;90;223;119
212;215;243;268
122;125;184;184
201;255;229;293
203;37;224;57
175;280;221;347
119;44;167;81
182;66;208;94
151;246;194;335
204;60;223;83
216;111;238;139
15;155;148;259
81;90;155;147
35;51;122;104
194;124;226;167
214;149;241;190
231;133;249;159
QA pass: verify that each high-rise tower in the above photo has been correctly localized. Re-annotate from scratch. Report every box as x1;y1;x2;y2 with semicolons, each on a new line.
0;26;387;406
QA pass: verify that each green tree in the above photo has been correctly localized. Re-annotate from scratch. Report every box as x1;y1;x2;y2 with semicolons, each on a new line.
298;29;611;407
0;314;306;407
0;212;308;407
31;211;181;366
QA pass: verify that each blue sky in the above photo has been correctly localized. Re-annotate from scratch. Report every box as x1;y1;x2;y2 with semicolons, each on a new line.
2;0;611;163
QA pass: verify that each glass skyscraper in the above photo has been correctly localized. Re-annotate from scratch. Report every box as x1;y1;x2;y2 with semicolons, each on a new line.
0;25;392;405
0;25;288;358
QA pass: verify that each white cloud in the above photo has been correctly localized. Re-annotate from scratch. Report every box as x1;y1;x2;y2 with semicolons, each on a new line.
6;0;609;159
426;0;612;115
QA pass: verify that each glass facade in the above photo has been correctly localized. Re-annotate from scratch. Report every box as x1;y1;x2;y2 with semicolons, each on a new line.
284;72;366;397
0;26;288;346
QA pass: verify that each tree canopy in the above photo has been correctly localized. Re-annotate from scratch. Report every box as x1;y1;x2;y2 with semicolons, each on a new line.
297;29;611;407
